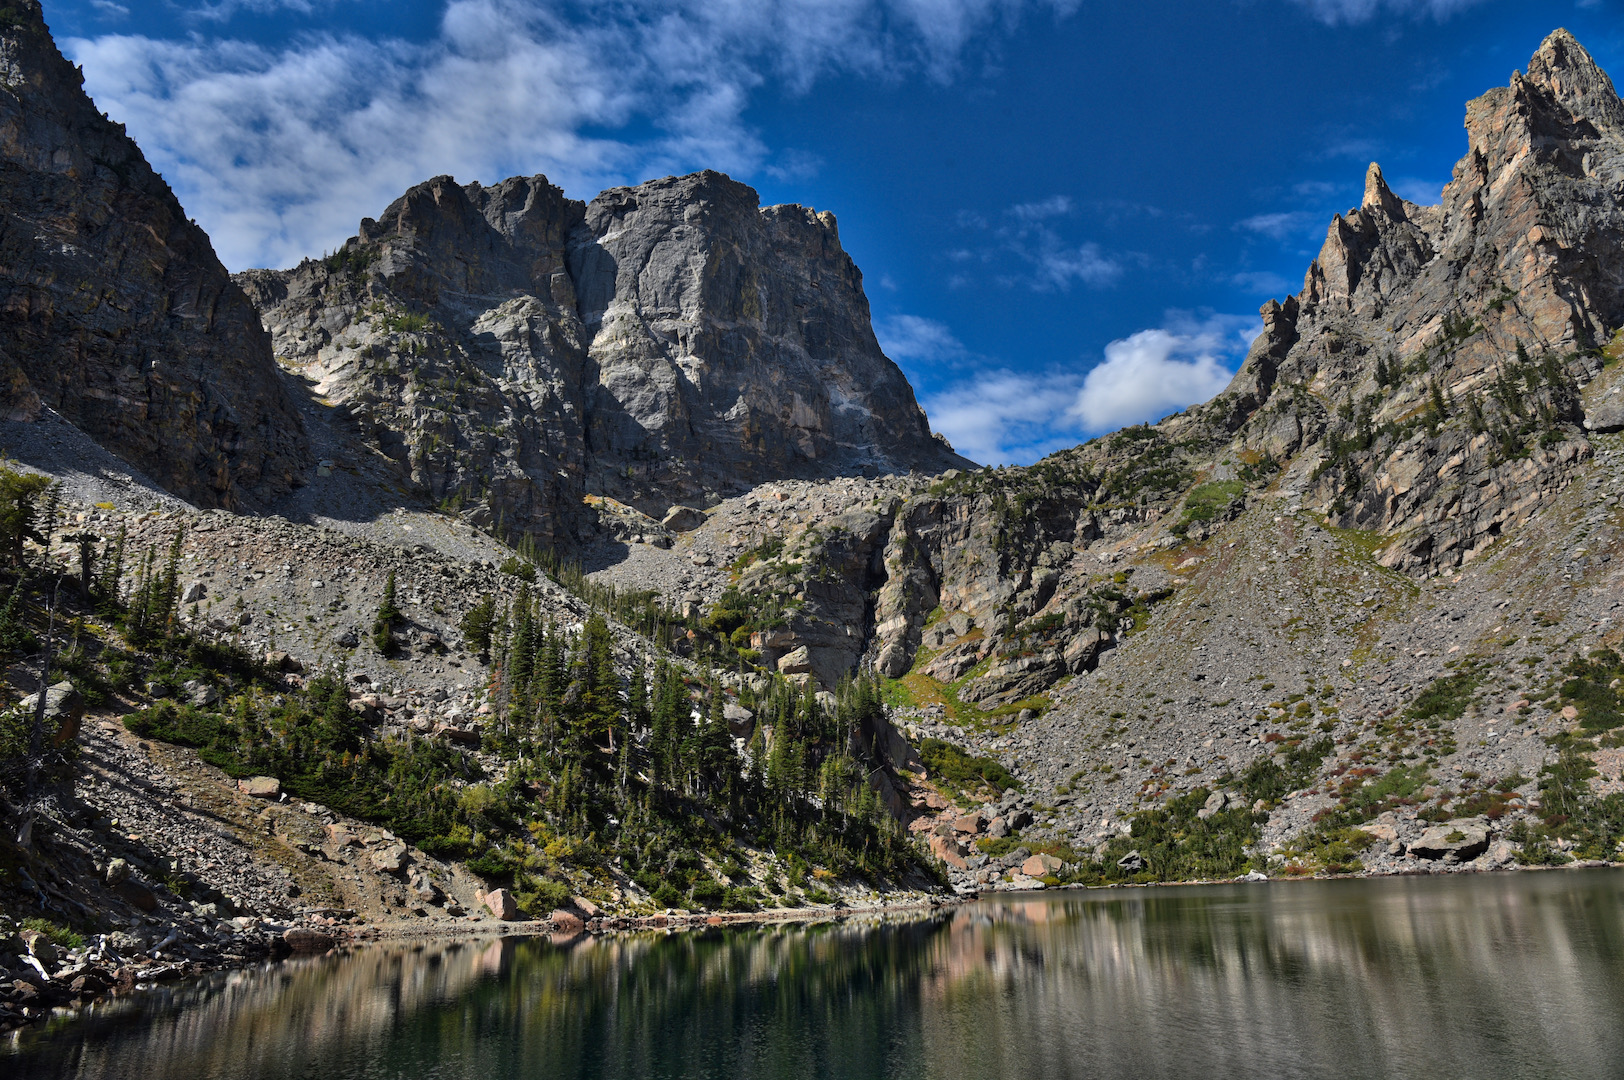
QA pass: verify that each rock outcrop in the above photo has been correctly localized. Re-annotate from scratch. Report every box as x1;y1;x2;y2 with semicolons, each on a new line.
0;2;307;507
238;170;967;546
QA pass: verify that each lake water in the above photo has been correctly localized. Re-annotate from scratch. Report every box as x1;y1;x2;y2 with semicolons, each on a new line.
12;870;1624;1079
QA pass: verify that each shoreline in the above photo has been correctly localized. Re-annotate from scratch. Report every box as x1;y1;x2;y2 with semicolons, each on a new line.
15;861;1624;1036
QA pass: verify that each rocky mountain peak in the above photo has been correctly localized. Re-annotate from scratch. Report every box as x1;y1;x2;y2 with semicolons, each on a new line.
1524;27;1624;134
240;167;968;547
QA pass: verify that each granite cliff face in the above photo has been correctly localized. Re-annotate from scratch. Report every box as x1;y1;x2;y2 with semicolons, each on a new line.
238;170;966;544
0;2;307;508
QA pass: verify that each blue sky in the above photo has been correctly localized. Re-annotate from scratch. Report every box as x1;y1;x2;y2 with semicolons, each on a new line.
46;0;1624;464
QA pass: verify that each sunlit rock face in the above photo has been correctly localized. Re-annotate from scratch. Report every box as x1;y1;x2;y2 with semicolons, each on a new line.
238;170;968;545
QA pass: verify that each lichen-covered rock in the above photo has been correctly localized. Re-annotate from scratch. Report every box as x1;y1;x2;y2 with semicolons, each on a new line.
0;2;307;508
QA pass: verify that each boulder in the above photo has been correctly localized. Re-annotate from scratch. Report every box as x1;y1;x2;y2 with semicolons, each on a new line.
183;679;218;707
433;723;481;746
283;927;336;952
570;895;600;918
928;833;968;870
1583;398;1624;433
1063;627;1109;673
19;681;85;746
103;858;130;886
777;646;813;675
662;506;707;532
1021;853;1064;878
116;877;158;912
19;930;58;967
238;776;281;799
483;888;519;920
370;842;409;874
1408;820;1490;861
181;582;207;603
952;813;983;835
1116;850;1146;873
985;815;1009;839
550;909;585;935
722;702;755;739
264;650;304;673
1197;790;1230;820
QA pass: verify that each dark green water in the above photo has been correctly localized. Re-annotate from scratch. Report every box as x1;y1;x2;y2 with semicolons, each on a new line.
12;870;1624;1079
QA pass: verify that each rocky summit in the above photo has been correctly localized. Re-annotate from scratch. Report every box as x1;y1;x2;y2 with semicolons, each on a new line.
10;12;1624;1032
236;169;967;546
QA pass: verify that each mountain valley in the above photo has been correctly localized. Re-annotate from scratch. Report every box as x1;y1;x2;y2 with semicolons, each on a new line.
6;0;1624;1031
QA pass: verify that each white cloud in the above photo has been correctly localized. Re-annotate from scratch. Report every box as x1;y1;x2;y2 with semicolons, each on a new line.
1068;313;1254;431
1285;0;1489;25
67;0;1076;269
916;311;1255;464
1010;194;1071;220
874;314;969;363
922;368;1084;464
89;0;129;15
1236;209;1322;240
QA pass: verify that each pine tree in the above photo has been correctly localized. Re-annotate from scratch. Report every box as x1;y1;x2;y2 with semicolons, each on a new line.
372;569;400;654
97;524;126;604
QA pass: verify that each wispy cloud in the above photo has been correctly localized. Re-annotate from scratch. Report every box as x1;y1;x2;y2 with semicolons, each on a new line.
1284;0;1490;25
946;196;1122;292
1231;269;1294;296
874;314;970;364
915;311;1256;464
1032;239;1120;289
1009;194;1071;220
923;368;1086;464
1236;209;1323;240
68;0;1077;269
1390;175;1448;205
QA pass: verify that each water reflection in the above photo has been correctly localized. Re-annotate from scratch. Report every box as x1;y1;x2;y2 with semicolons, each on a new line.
14;872;1624;1079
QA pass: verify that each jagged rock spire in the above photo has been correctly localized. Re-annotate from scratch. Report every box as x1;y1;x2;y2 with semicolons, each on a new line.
1361;162;1405;219
1525;28;1624;132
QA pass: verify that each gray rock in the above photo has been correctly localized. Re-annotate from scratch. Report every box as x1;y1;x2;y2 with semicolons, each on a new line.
1116;850;1147;873
662;506;707;532
1408;820;1491;861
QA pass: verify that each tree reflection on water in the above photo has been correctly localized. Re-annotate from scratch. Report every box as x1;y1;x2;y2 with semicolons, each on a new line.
14;871;1624;1079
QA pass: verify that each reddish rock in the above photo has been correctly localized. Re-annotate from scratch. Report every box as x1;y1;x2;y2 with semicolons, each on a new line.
483;888;519;920
952;813;983;835
1021;853;1064;878
551;909;585;934
929;833;968;870
570;895;600;918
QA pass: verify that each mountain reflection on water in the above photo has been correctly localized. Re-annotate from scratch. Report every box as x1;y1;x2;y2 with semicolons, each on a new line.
12;871;1624;1079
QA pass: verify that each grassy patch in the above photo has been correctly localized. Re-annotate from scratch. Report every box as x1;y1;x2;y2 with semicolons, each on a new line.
918;737;1019;800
